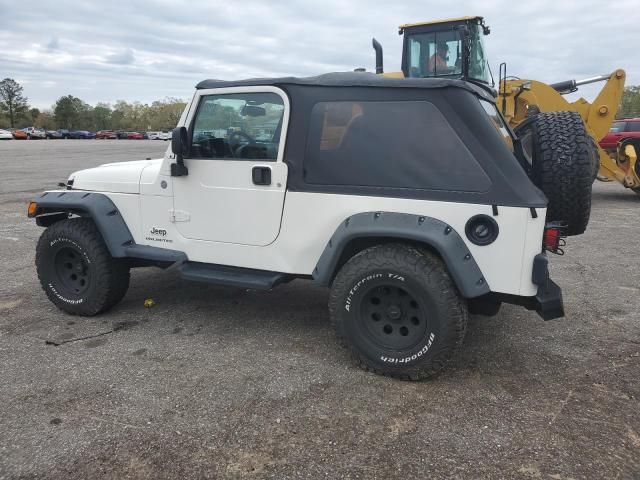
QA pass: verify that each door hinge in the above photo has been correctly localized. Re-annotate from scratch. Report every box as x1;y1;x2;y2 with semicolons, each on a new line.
169;209;190;223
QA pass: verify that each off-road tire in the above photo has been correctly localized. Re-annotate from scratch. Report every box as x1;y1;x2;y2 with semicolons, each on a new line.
588;137;600;182
328;243;468;381
35;218;130;316
518;111;595;236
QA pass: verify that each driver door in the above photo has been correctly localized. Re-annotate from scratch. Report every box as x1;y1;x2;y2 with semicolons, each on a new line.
172;87;289;246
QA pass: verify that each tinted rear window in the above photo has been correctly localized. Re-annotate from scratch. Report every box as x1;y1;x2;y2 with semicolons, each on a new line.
304;101;491;192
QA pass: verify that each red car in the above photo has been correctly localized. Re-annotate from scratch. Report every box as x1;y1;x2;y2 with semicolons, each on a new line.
96;130;117;139
599;118;640;151
127;132;144;139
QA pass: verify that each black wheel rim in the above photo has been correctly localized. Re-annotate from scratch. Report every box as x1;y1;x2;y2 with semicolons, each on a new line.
359;284;428;350
54;246;90;295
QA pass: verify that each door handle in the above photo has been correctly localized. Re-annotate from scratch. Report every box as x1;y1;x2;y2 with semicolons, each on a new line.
252;166;271;185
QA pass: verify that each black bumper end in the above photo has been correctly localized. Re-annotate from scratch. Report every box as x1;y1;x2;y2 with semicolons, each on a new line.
530;253;564;320
489;253;564;321
534;277;564;320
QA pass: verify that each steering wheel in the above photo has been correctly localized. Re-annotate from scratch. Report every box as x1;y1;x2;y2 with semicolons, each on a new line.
228;130;255;157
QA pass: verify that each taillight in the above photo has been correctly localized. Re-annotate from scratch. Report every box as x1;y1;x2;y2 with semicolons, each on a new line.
543;222;567;255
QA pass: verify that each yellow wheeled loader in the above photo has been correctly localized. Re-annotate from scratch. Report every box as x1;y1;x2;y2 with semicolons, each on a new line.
370;16;638;233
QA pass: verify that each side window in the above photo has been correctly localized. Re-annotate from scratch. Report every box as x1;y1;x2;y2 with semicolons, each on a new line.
627;121;640;132
304;100;491;192
609;122;626;132
189;92;285;160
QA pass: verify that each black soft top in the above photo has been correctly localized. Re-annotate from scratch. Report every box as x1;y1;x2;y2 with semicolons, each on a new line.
196;72;494;101
195;72;545;208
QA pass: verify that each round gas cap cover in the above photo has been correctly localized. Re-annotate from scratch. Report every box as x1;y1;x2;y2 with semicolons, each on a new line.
465;215;499;246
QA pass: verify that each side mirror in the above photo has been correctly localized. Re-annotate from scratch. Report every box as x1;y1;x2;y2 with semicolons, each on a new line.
170;127;189;177
172;126;189;157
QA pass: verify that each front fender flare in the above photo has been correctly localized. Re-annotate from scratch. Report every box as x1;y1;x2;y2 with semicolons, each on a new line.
312;212;490;299
31;191;187;264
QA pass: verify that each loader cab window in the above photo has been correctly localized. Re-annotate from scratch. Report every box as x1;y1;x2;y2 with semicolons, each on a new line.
189;92;285;160
468;22;491;84
407;31;463;78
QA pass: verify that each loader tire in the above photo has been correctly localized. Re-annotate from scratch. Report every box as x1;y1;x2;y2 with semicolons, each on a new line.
517;111;595;236
588;137;600;182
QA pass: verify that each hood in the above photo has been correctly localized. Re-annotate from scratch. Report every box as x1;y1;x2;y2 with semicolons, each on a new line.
69;159;163;194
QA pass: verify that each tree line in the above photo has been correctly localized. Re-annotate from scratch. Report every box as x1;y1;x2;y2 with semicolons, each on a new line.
2;77;640;132
0;78;186;132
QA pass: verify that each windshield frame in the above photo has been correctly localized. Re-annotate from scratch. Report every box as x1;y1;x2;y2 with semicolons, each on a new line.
466;22;491;85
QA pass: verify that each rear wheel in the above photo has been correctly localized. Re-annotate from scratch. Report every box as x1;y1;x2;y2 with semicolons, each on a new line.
329;243;468;380
516;111;595;236
36;218;130;316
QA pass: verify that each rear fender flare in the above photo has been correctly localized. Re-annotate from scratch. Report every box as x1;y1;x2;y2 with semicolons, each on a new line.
312;212;490;299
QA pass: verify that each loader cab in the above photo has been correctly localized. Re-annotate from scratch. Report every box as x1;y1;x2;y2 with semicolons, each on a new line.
400;16;492;87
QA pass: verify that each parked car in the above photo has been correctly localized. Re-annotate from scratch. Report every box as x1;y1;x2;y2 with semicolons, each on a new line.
69;130;96;139
96;130;117;139
46;130;64;139
115;130;129;139
127;132;144;140
0;129;13;140
147;131;171;140
22;127;47;139
11;129;28;140
599;118;640;151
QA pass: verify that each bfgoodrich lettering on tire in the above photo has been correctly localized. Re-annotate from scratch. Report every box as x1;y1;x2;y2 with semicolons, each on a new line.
35;218;130;316
328;243;468;380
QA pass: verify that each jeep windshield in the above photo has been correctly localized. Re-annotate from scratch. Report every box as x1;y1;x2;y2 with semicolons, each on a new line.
190;92;284;160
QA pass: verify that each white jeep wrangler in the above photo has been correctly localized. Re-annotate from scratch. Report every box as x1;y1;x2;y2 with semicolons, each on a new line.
29;73;581;380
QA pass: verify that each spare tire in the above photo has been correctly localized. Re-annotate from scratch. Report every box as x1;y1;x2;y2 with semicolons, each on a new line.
515;111;595;236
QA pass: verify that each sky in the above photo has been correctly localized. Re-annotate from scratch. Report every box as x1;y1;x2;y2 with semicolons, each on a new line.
0;0;637;110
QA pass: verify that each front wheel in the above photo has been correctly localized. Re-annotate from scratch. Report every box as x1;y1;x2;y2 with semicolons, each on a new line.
329;243;468;380
36;218;130;316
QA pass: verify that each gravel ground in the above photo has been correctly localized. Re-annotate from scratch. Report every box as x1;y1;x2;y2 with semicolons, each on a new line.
0;140;638;479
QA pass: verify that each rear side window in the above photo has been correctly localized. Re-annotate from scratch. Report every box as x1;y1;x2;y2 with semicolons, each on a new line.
304;101;491;192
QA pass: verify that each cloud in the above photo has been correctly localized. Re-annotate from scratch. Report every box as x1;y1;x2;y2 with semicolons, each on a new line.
105;48;135;65
0;0;637;109
46;37;60;51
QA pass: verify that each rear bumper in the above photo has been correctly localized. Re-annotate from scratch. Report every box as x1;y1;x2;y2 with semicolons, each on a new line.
473;253;564;320
532;277;564;320
506;253;564;320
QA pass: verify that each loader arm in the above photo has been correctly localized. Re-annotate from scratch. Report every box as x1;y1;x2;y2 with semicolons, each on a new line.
498;69;639;188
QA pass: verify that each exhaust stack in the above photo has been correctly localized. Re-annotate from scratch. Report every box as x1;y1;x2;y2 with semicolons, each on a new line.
372;38;384;74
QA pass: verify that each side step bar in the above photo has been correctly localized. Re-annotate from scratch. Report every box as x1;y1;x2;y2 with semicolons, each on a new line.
178;262;292;290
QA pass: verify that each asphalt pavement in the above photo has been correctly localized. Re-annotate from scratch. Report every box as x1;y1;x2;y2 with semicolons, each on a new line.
0;140;638;479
